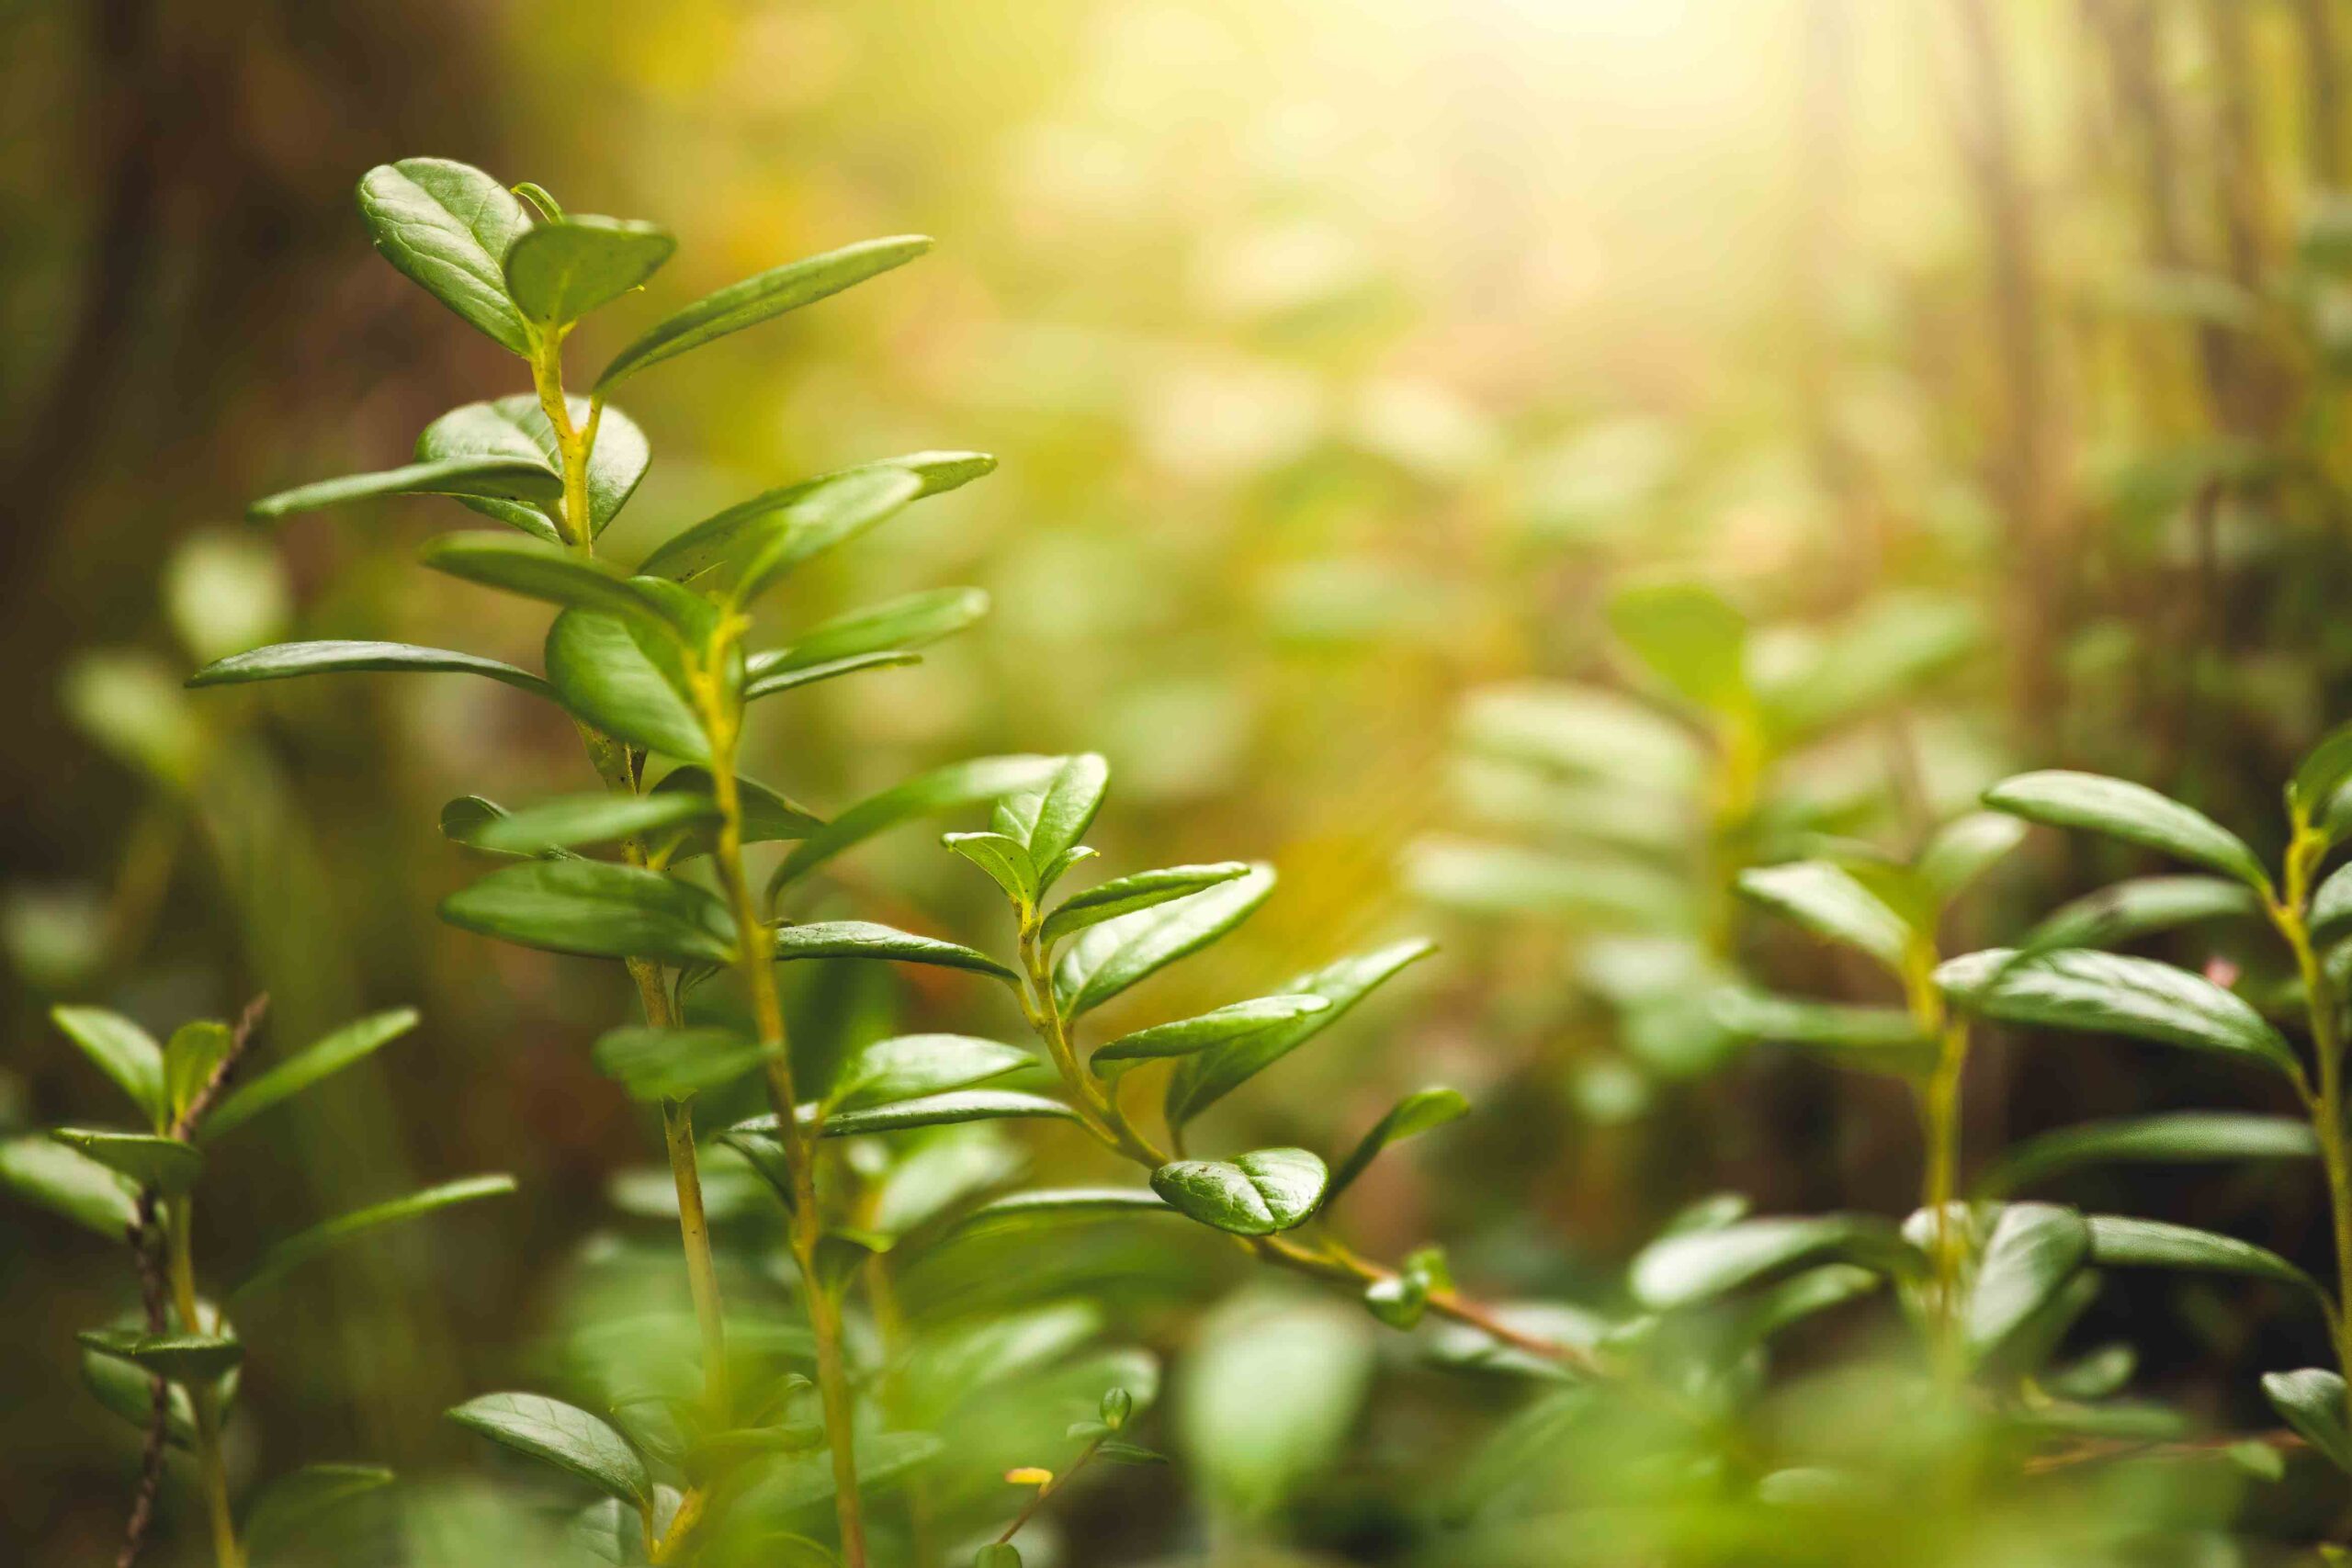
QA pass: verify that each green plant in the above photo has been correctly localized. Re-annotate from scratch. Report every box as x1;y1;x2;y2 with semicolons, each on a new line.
0;997;511;1566
193;156;1070;1565
1937;752;2352;1489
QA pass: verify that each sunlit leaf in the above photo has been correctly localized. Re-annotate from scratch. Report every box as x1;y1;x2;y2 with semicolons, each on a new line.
1736;862;1914;973
733;468;924;606
1091;995;1329;1077
358;158;533;353
1962;1202;2091;1363
1984;770;2270;892
641;451;996;583
1917;812;2029;904
1935;948;2301;1082
952;1187;1175;1235
422;535;676;631
1630;1214;1920;1309
771;920;1016;981
1042;863;1253;943
943;831;1036;905
545;609;712;762
469;792;716;856
2265;1370;2352;1472
744;650;922;704
1325;1089;1470;1200
187;640;554;700
762;588;988;673
1152;1148;1326;1235
596;234;933;390
834;1035;1033;1111
1054;865;1275;1016
1168;939;1436;1125
417;395;650;539
769;755;1060;895
1709;987;1935;1076
1606;578;1748;713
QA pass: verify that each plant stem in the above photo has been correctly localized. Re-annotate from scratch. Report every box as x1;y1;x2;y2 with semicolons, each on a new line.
533;335;731;1545
1904;942;1967;1382
1010;913;1604;1376
2272;828;2352;1391
166;1200;241;1568
692;639;868;1568
993;1433;1105;1546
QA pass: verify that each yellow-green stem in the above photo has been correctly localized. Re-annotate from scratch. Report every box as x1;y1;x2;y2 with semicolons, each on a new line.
693;648;868;1568
1903;945;1967;1382
167;1201;241;1568
2273;829;2352;1390
534;335;729;1544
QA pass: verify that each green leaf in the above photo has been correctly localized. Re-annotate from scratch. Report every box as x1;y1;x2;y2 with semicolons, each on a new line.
2264;1370;2352;1472
641;451;997;583
1001;753;1109;869
249;457;561;522
733;468;924;607
243;1464;397;1561
416;395;650;539
771;920;1017;982
593;1025;772;1103
187;640;553;699
762;587;988;671
1041;862;1254;943
503;215;675;325
1151;1147;1327;1235
974;1545;1022;1568
1054;864;1275;1016
545;609;712;763
1630;1214;1919;1309
1325;1088;1470;1201
514;181;563;221
51;1006;164;1125
1934;948;2302;1082
442;859;735;964
357;158;533;353
1167;939;1436;1126
51;1128;201;1195
470;792;717;856
653;769;821;860
0;1134;138;1235
1606;578;1748;712
447;1392;650;1504
1736;862;1914;973
2313;861;2352;942
595;233;932;390
1090;995;1331;1076
201;1008;419;1140
82;1346;197;1448
1709;987;1935;1075
164;1021;232;1122
1963;1202;2091;1363
1096;1440;1168;1465
235;1174;514;1299
745;650;922;703
1984;770;2271;892
769;755;1061;894
733;1091;1081;1148
942;831;1037;904
952;1187;1174;1235
1917;812;2029;904
1980;1112;2318;1196
2023;875;2263;951
421;535;675;630
78;1327;243;1382
835;1035;1034;1109
2085;1214;2323;1296
2292;721;2352;826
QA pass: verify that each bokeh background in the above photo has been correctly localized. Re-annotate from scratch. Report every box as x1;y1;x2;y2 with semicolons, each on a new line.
12;0;2352;1562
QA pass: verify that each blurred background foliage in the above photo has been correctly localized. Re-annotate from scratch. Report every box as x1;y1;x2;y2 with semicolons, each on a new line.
17;0;2352;1562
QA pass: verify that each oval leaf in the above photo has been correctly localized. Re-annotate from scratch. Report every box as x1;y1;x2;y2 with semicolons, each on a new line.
1981;1111;2318;1196
2024;875;2262;951
1631;1214;1919;1310
1984;770;2270;892
78;1328;242;1383
544;608;712;762
2265;1369;2352;1472
0;1135;138;1235
447;1392;650;1504
503;215;675;325
249;457;560;522
1963;1202;2092;1363
1091;995;1330;1076
357;158;533;354
51;1006;164;1126
1151;1147;1328;1236
1736;862;1914;973
596;234;933;390
835;1034;1035;1110
417;394;650;539
1042;863;1254;944
2085;1214;2322;1296
471;791;717;856
51;1129;201;1195
771;920;1016;982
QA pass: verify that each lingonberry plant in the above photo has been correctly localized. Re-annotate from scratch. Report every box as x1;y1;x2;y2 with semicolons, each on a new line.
191;157;1069;1563
0;998;510;1566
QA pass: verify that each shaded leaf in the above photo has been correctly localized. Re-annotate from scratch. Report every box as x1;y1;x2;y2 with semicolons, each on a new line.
249;457;560;522
653;768;821;860
2024;875;2262;951
763;1089;1080;1139
235;1175;516;1299
0;1135;137;1235
421;535;675;631
2086;1214;2321;1295
416;395;650;539
503;215;674;325
78;1328;242;1383
1736;862;1913;973
1984;770;2270;892
596;234;932;390
51;1129;200;1195
1917;812;2029;904
470;792;716;856
834;1034;1034;1109
202;1008;420;1140
447;1392;650;1504
593;1025;772;1103
187;639;553;699
2264;1370;2352;1472
1981;1111;2317;1196
1326;1088;1469;1200
243;1464;396;1560
1151;1148;1327;1235
1631;1214;1919;1309
441;859;735;964
51;1005;164;1126
545;608;711;762
1963;1202;2091;1363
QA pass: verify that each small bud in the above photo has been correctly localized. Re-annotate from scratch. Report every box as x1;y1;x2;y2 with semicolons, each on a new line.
1004;1466;1053;1488
1100;1385;1133;1430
